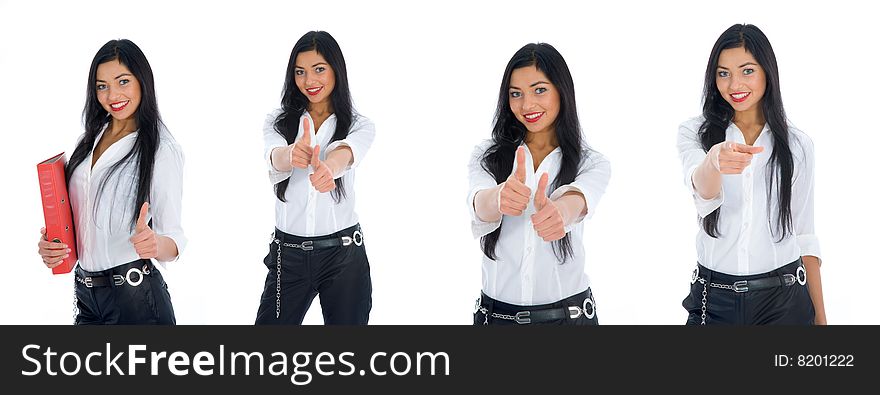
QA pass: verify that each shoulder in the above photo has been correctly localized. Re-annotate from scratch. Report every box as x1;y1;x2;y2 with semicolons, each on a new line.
157;127;184;161
350;113;375;131
679;115;706;133
786;123;815;160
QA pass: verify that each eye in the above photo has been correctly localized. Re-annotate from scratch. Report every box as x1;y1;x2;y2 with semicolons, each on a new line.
535;87;547;94
315;66;326;73
743;68;755;76
96;84;107;91
717;70;729;78
294;69;305;76
119;79;130;86
509;91;522;98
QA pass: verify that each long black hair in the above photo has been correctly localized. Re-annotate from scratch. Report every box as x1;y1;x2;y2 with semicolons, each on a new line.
480;43;587;263
66;39;162;231
273;31;354;203
699;24;794;241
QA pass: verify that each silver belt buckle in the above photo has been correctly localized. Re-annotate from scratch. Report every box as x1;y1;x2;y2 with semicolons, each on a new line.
83;276;93;288
582;298;596;319
568;306;582;319
342;230;364;247
733;280;749;293
514;311;531;324
300;241;314;251
113;275;126;286
796;265;807;285
126;268;144;287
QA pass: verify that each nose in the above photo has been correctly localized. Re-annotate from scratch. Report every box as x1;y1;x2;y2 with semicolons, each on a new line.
522;93;537;111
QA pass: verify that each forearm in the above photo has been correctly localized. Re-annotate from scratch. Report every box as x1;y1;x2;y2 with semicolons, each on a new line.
156;235;180;262
802;255;826;325
692;149;722;200
553;191;587;226
324;146;354;178
474;185;503;223
270;146;294;172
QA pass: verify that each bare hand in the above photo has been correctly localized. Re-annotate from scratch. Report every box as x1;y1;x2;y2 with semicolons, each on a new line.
499;146;531;216
37;227;69;269
309;145;336;193
129;202;158;259
290;117;314;169
711;141;764;174
531;173;566;242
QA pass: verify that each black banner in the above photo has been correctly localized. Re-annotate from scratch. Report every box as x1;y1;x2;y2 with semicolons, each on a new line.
1;325;875;392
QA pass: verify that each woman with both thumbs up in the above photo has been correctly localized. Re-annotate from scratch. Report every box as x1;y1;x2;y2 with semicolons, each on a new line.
468;43;610;325
677;24;825;325
36;39;186;324
257;31;375;325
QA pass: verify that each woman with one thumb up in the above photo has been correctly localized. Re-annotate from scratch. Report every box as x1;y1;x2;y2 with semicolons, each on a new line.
468;43;611;326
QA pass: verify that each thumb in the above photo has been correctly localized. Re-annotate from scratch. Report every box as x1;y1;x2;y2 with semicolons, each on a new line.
311;144;321;168
535;172;549;209
136;202;149;231
515;146;526;182
302;117;312;145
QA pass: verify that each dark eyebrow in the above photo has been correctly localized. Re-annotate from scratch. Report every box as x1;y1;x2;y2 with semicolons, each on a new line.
738;62;758;68
312;62;329;68
510;81;550;90
97;73;132;83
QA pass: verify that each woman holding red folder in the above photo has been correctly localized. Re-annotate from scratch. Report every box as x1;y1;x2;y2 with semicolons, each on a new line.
36;39;186;325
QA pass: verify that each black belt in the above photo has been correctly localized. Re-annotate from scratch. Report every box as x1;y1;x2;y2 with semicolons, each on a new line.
76;262;154;288
692;263;807;293
273;226;364;251
475;292;596;325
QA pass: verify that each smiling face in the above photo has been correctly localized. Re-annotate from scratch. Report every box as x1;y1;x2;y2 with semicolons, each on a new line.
716;46;766;114
508;65;560;137
95;59;141;122
294;50;335;107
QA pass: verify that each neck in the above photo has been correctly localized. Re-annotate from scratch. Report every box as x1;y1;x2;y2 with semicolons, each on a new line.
525;128;558;150
733;106;765;129
108;117;138;137
309;101;333;118
733;107;766;144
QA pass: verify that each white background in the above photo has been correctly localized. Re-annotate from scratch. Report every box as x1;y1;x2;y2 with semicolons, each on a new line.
1;0;877;324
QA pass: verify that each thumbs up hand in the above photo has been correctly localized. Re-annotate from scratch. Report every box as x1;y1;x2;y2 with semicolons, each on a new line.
290;117;314;169
711;141;764;174
498;146;531;216
309;144;336;193
130;202;158;259
531;172;566;242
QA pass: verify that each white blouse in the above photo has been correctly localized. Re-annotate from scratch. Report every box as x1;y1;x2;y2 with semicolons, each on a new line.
467;140;611;306
677;116;821;275
263;109;375;236
69;127;187;272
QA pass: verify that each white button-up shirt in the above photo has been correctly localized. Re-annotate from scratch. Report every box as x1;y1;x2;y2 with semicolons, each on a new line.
467;140;611;305
263;109;375;236
69;127;187;272
677;116;821;275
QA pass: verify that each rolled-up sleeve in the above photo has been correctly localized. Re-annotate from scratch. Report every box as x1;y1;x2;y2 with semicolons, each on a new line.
548;149;611;225
325;115;376;179
677;119;723;218
467;142;502;238
791;133;821;262
263;110;291;185
151;140;187;261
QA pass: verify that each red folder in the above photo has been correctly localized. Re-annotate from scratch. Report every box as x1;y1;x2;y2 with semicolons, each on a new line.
37;153;78;274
